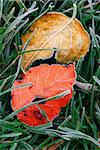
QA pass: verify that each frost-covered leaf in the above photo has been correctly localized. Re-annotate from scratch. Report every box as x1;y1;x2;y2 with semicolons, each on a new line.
11;64;76;126
21;12;90;70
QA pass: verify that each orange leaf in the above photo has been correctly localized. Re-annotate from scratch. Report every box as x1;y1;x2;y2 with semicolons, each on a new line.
11;64;76;126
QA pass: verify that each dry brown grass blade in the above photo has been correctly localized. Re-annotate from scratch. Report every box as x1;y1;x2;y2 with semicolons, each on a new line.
43;140;64;150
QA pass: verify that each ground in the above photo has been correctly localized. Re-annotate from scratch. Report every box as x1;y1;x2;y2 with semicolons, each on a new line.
0;0;100;149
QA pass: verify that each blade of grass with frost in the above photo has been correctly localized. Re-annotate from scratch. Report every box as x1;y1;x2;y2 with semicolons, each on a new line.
39;0;51;14
36;137;51;149
4;1;15;14
0;83;32;96
90;82;95;118
45;127;100;147
24;8;49;32
0;75;14;91
1;7;38;40
24;122;53;134
45;139;63;148
10;142;18;150
93;76;100;85
18;8;25;16
63;7;73;13
0;0;3;21
19;48;68;55
28;134;39;146
63;142;70;150
21;28;37;53
20;141;33;150
58;0;70;11
37;138;63;150
20;28;37;73
0;57;19;76
0;119;29;134
16;0;27;11
5;18;29;47
60;115;72;127
0;133;22;138
0;135;32;149
95;103;100;121
0;19;29;76
11;28;37;81
5;20;29;61
95;66;100;78
4;90;70;121
89;27;99;48
77;75;87;82
28;1;37;11
78;93;83;109
4;7;15;26
37;105;50;122
0;18;30;54
59;126;99;145
45;129;70;141
76;57;84;74
80;107;85;128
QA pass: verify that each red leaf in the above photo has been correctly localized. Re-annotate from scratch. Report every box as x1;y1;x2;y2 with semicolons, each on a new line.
11;64;76;126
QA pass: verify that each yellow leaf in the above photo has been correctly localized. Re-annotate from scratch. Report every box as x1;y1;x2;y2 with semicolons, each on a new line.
21;12;90;70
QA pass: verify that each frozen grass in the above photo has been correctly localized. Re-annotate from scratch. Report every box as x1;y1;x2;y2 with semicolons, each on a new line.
0;0;100;149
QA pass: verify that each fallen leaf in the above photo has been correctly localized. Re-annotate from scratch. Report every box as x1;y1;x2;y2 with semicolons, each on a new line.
21;12;90;70
11;64;76;126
